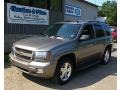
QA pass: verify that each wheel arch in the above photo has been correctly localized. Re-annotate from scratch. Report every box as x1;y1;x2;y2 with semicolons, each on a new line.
56;53;76;71
53;53;76;81
105;44;112;52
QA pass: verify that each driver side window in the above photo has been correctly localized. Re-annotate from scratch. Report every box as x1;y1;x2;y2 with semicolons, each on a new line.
80;24;94;41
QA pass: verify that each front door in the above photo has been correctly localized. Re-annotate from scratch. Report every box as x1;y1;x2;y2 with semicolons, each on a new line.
76;24;99;67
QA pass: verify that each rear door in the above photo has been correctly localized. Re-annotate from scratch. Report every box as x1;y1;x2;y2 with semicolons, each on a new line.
93;23;106;57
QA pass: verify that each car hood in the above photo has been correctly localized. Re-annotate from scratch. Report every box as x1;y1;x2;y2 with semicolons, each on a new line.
14;36;69;51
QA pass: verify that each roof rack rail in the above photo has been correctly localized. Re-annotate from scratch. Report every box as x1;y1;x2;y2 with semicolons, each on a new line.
87;20;106;23
61;20;106;24
63;20;77;22
77;20;105;22
76;20;86;23
88;20;100;22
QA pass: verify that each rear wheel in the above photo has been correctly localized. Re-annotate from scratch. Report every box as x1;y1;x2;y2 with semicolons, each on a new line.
102;48;111;64
54;57;74;85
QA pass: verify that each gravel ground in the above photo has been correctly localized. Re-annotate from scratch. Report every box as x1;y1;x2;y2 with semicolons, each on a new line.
5;44;117;90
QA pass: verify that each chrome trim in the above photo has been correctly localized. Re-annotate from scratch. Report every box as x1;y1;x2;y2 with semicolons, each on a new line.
15;50;32;57
14;46;33;61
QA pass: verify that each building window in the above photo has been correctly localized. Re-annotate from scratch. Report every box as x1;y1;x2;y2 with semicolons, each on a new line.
7;0;30;6
6;0;62;11
30;0;49;9
7;0;48;8
51;0;62;11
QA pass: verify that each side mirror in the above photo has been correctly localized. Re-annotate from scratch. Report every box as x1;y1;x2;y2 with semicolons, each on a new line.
79;35;90;41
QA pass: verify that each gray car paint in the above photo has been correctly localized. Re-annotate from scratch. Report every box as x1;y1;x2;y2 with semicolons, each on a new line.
9;21;113;78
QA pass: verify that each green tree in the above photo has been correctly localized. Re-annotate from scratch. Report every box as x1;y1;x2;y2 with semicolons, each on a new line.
98;1;117;26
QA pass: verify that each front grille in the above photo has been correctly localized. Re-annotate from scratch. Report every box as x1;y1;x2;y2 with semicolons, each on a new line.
14;47;33;61
15;47;32;54
15;53;31;60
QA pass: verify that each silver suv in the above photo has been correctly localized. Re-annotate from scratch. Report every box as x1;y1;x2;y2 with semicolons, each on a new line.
9;21;113;85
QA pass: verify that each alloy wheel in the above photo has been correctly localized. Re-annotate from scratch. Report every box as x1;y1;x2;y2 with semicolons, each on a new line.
104;50;110;63
60;62;72;81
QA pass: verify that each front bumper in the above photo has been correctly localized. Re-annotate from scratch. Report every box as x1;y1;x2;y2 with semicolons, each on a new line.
9;53;57;78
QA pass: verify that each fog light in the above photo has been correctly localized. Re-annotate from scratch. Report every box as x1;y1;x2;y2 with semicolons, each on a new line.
37;69;43;73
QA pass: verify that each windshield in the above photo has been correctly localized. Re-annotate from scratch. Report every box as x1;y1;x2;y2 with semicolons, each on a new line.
42;24;81;39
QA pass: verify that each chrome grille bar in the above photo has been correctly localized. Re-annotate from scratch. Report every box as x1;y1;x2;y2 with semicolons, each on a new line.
14;47;33;61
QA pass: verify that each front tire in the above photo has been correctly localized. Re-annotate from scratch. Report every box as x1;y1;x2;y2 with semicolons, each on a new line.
54;57;74;85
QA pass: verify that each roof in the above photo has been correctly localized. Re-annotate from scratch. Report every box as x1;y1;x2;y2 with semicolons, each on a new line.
79;0;99;7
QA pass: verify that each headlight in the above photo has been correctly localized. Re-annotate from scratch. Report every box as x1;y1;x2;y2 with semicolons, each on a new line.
34;51;50;61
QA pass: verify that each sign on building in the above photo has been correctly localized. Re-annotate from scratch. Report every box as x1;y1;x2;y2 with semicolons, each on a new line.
65;4;81;17
7;3;49;25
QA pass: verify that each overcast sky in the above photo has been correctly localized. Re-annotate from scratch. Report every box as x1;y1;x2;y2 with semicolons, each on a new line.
86;0;117;6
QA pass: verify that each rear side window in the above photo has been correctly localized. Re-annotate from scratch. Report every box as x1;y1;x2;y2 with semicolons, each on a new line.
103;24;111;36
94;24;105;38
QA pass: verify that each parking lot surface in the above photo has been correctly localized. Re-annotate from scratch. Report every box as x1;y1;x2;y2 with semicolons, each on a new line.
5;44;117;90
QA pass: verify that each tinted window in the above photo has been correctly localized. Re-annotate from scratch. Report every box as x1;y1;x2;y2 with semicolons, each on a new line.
43;24;81;39
103;24;111;36
94;24;105;38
